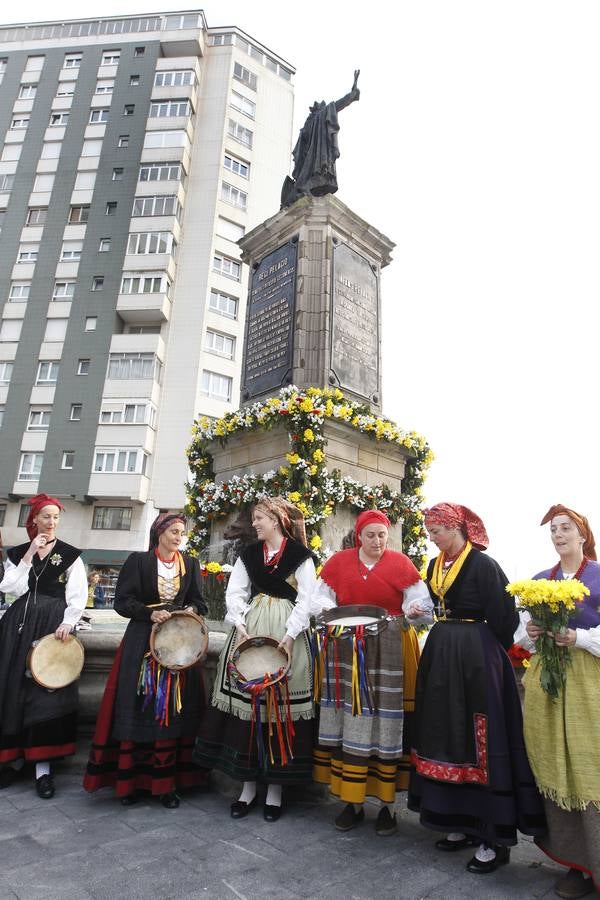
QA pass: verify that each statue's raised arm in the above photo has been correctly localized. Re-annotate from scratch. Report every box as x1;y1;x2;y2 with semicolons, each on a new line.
281;70;361;208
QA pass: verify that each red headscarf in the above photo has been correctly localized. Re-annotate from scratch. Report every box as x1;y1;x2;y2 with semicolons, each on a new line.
540;504;597;561
25;493;65;540
148;513;186;550
355;510;391;546
423;502;489;551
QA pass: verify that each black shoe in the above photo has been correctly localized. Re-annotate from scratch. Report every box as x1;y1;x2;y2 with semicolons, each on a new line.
0;767;20;789
230;796;257;819
160;791;180;809
35;773;55;800
375;806;397;836
120;792;140;806
334;803;365;832
263;803;282;822
436;836;477;852
466;846;510;874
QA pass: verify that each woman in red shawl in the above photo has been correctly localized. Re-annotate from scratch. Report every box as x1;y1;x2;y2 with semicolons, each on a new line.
308;510;433;835
0;494;87;798
408;503;546;874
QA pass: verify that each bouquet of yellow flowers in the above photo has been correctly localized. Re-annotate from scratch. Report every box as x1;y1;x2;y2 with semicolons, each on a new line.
506;579;590;699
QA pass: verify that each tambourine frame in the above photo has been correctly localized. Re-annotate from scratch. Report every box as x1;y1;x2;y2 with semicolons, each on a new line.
149;609;208;671
27;633;85;689
315;604;390;638
229;636;291;690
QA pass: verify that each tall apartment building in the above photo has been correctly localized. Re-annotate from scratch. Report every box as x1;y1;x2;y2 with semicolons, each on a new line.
0;11;294;597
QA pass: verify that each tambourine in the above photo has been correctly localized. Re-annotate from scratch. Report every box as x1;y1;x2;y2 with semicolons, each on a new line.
149;610;208;671
228;636;291;693
27;633;85;689
315;604;389;639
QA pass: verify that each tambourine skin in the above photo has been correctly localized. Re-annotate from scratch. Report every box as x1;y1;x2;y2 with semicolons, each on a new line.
230;636;291;690
27;633;85;689
315;604;389;637
149;610;208;671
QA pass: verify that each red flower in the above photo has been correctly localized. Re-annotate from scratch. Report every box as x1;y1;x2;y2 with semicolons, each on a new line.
507;643;532;667
216;572;226;582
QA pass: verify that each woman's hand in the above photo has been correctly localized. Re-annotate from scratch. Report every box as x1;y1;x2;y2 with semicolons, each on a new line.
525;621;545;640
553;628;577;647
278;635;294;657
24;534;51;563
406;602;428;620
55;623;73;642
151;610;171;624
236;624;250;643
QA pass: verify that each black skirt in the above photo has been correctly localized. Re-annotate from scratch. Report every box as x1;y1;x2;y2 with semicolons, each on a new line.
0;592;78;762
408;621;546;846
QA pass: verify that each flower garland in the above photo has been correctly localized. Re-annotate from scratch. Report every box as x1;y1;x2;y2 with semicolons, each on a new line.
185;386;433;567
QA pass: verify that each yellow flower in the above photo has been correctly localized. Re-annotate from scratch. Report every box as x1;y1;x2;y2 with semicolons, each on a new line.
287;491;301;503
299;398;313;413
313;449;325;463
205;561;222;574
279;466;289;476
310;535;322;550
303;428;315;442
310;465;318;475
285;452;300;465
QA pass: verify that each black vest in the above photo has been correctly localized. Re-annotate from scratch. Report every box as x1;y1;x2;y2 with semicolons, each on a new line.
7;540;81;600
241;540;315;601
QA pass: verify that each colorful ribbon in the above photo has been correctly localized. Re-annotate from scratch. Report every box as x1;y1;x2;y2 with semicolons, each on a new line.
227;661;295;770
313;623;375;716
137;652;185;727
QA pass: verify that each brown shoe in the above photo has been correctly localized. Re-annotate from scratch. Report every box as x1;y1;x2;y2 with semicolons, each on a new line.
334;803;364;831
555;869;595;900
375;806;397;836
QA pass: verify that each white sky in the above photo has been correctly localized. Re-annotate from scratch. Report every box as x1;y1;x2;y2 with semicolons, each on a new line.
9;0;600;576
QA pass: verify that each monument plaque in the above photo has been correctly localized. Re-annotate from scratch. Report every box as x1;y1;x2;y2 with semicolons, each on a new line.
242;241;298;400
330;242;379;401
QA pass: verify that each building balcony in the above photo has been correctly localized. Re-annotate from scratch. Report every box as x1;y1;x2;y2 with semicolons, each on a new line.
109;333;165;358
116;290;172;324
88;472;150;503
122;254;177;282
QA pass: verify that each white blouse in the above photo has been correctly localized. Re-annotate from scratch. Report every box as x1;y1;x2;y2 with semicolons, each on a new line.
225;555;318;640
0;556;88;629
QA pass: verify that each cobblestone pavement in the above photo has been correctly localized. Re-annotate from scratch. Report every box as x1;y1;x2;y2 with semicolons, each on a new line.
0;753;581;900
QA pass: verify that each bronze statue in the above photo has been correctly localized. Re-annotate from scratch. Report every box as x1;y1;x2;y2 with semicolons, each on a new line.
281;70;360;208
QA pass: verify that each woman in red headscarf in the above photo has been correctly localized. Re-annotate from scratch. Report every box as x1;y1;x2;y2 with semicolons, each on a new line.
515;505;600;900
0;494;87;798
408;503;546;874
310;509;433;834
84;513;207;808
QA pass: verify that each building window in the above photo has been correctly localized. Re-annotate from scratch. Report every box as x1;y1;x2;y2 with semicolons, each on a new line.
69;205;90;224
60;241;82;261
0;58;7;84
0;320;22;342
154;70;195;88
18;244;39;263
61;451;75;470
127;231;175;255
36;361;59;384
123;104;135;117
95;79;114;94
9;282;31;301
89;109;109;124
74;172;96;191
85;316;97;331
143;131;187;150
56;85;75;97
92;506;132;530
101;51;121;66
33;174;55;193
217;217;245;242
53;281;75;299
70;403;82;421
49;112;69;127
93;448;146;474
134;47;145;57
209;289;238;319
100;403;153;425
205;329;235;359
224;153;250;179
43;319;68;342
27;408;51;431
25;56;45;72
40;141;62;159
99;238;111;252
26;208;48;226
212;254;241;281
132;195;180;218
221;181;247;209
233;62;257;91
130;75;140;86
0;362;14;384
230;90;255;119
0;502;5;523
126;325;161;335
18;453;43;481
120;273;168;295
149;99;191;118
19;83;37;99
201;370;232;402
11;117;30;130
112;168;124;181
64;53;82;69
1;145;21;163
118;135;129;148
77;359;90;375
227;118;253;149
139;161;183;182
17;505;30;526
0;174;15;193
105;202;117;215
81;139;102;157
107;352;161;381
